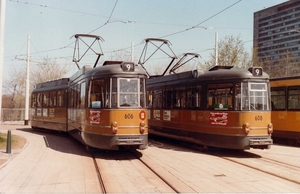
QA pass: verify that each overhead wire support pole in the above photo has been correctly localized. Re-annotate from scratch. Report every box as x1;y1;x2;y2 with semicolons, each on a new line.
215;32;218;66
24;35;30;125
0;0;6;124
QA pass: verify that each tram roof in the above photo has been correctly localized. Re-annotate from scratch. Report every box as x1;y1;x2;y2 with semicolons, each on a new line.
69;61;147;83
270;76;300;81
270;75;300;87
147;67;269;88
32;78;69;92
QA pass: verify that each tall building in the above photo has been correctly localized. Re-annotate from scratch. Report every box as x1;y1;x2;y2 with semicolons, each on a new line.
254;0;300;78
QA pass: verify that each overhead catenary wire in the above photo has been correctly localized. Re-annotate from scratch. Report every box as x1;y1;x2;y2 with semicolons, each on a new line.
105;0;243;59
10;0;109;18
160;0;242;38
88;0;119;34
11;0;243;63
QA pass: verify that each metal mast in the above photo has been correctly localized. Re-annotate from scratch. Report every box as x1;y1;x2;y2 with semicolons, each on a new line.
0;0;6;123
24;35;30;125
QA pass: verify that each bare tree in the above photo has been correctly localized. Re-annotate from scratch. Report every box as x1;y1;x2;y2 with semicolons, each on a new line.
3;68;26;108
3;58;69;108
273;51;299;78
257;50;300;78
198;35;251;71
109;50;132;62
30;58;70;87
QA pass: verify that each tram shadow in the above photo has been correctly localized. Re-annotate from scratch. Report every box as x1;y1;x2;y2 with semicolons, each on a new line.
16;127;90;156
149;134;262;159
92;149;142;161
204;147;262;158
16;127;143;160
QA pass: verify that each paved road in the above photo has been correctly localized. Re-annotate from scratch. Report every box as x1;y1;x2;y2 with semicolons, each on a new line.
1;124;300;193
141;138;300;193
0;124;101;193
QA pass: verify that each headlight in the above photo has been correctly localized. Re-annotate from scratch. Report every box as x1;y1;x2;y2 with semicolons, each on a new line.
268;123;273;134
112;121;118;133
243;123;250;134
140;121;145;134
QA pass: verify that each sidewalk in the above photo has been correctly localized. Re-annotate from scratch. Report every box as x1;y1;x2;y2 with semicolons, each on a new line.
0;124;101;193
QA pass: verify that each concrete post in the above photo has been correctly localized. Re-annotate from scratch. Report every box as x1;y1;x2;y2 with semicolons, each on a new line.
6;130;11;154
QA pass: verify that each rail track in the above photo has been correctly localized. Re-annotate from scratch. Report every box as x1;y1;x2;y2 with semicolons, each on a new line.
87;137;300;193
90;150;180;193
149;136;300;191
215;150;300;185
92;153;107;193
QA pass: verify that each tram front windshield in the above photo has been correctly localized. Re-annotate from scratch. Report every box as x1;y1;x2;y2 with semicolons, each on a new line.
89;77;146;109
118;78;141;107
235;82;270;111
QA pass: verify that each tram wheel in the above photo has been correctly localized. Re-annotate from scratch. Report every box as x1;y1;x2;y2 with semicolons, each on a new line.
85;145;96;153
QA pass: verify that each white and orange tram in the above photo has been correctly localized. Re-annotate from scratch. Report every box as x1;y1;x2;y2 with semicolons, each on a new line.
31;60;148;150
146;66;273;150
270;76;300;145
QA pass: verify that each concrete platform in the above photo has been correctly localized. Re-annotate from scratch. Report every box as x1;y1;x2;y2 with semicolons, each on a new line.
0;124;101;193
1;124;300;193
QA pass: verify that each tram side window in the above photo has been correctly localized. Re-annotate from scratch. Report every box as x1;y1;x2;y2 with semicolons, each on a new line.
153;89;162;108
80;82;86;108
271;88;286;110
174;87;186;108
288;87;300;110
31;93;36;108
49;91;57;107
187;85;201;109
68;85;80;108
57;90;65;107
75;84;81;108
42;92;49;107
147;90;153;108
163;89;173;108
89;79;106;108
68;88;74;108
207;84;233;110
36;93;42;108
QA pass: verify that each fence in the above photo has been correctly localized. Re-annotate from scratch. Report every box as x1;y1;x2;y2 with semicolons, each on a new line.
1;108;26;122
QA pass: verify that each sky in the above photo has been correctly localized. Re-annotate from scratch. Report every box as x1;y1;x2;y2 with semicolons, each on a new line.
3;0;288;78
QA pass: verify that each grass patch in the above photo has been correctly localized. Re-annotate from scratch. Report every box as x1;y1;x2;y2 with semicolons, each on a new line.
0;132;26;150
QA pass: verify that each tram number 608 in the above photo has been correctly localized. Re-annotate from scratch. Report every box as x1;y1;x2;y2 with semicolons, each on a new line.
124;113;133;119
255;115;263;121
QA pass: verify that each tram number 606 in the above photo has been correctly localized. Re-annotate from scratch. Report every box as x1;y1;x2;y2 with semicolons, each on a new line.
124;113;133;119
255;115;263;121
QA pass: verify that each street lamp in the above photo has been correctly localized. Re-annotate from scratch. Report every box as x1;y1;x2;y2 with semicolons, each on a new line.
194;26;218;66
24;35;30;125
0;0;5;124
14;35;30;125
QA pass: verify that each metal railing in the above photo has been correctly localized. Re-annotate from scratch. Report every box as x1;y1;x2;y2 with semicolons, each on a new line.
1;108;26;122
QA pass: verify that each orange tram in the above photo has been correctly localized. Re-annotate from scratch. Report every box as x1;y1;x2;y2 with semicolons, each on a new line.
270;76;300;145
31;61;148;150
146;66;273;150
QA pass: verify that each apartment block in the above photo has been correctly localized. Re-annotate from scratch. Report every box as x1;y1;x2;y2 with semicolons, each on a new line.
254;0;300;77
